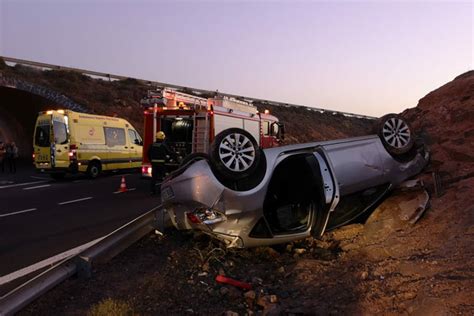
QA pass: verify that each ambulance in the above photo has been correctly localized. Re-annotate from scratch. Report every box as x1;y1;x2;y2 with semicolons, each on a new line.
33;110;143;179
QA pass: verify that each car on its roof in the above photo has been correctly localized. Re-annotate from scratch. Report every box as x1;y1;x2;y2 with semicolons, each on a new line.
160;114;429;248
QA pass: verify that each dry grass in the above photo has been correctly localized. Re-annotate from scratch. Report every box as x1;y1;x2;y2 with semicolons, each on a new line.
88;298;134;316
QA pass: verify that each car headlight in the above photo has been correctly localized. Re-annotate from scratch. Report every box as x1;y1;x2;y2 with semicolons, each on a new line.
186;207;227;225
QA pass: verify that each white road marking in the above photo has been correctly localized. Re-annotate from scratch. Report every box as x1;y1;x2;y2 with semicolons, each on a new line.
0;180;47;189
0;237;104;285
113;188;136;194
0;208;37;218
23;184;51;190
30;176;49;180
58;197;93;205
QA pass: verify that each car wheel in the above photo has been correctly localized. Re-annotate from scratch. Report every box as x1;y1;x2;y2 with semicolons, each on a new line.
179;153;210;168
210;128;261;180
87;161;101;179
377;114;415;155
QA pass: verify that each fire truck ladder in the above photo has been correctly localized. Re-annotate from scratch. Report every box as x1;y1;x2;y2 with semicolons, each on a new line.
193;112;209;153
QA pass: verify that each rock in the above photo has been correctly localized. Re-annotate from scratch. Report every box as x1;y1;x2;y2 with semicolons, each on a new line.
244;290;256;301
286;244;293;252
220;287;230;296
294;248;306;255
331;224;364;240
224;311;239;316
228;286;242;300
252;277;263;285
360;271;369;280
267;247;280;258
263;303;282;316
277;266;285;274
270;295;278;303
399;291;417;300
339;242;359;252
244;290;256;307
257;295;270;308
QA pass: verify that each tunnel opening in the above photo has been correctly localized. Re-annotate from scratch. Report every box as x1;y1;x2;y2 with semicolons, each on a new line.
0;86;61;161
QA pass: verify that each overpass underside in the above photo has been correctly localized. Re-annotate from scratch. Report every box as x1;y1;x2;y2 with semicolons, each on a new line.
0;86;59;160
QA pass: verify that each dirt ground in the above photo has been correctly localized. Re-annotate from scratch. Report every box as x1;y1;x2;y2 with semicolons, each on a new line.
20;72;474;315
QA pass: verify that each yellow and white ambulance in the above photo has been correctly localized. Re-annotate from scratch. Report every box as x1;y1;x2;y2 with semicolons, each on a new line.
33;109;143;179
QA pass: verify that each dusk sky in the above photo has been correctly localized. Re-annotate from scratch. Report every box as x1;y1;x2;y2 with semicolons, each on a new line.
1;0;472;116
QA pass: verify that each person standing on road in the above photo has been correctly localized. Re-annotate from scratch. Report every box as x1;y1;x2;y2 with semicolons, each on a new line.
0;141;5;173
6;142;18;173
147;131;177;195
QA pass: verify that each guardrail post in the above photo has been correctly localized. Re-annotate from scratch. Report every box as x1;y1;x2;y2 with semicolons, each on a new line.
76;256;92;279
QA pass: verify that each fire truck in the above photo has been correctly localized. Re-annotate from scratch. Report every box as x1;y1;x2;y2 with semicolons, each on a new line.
141;88;284;177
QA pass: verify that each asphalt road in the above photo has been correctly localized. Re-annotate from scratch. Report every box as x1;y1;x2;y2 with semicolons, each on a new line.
0;163;160;277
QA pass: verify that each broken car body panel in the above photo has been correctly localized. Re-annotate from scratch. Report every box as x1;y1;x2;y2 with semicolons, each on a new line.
161;134;429;248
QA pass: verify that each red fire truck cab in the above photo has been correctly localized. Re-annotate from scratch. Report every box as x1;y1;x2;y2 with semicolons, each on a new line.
141;88;284;177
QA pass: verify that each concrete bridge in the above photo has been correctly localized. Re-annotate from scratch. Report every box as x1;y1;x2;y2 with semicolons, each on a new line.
0;74;88;159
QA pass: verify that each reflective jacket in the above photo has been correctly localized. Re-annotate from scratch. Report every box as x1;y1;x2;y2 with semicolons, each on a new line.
147;140;175;164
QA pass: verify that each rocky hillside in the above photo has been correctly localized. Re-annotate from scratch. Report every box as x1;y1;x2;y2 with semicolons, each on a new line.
20;72;474;315
403;71;474;181
0;59;373;140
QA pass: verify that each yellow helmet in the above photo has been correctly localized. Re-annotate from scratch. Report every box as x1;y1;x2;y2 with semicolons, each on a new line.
156;131;166;140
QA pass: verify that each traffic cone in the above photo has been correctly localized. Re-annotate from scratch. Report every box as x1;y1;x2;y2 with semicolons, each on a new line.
119;176;127;192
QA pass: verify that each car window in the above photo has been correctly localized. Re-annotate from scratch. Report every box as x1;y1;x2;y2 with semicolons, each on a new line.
53;121;68;144
128;129;143;145
263;121;270;135
35;125;50;147
327;183;391;229
104;127;126;147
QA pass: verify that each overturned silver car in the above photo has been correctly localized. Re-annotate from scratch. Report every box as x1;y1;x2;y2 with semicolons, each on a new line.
160;114;429;248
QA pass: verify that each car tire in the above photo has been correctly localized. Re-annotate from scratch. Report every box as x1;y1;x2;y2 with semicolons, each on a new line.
87;161;101;179
376;114;415;156
209;128;261;180
179;153;210;168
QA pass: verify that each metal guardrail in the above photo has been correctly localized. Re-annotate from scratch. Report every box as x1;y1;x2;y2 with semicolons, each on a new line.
0;56;377;120
0;205;163;316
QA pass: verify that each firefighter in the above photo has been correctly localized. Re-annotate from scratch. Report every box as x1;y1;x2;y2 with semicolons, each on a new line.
148;131;176;194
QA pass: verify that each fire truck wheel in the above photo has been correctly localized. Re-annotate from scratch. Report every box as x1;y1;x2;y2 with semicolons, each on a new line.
179;153;210;168
210;128;261;180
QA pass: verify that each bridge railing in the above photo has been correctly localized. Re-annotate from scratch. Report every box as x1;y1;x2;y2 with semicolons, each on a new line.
0;74;88;113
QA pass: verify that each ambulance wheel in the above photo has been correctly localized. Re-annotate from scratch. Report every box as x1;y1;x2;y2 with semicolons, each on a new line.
210;128;260;180
87;161;101;179
376;114;415;156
